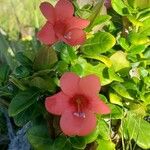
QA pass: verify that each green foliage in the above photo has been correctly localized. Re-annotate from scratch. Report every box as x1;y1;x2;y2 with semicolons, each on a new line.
0;0;150;149
8;88;40;116
81;32;116;55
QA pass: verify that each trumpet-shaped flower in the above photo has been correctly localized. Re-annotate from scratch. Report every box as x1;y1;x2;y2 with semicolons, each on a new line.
45;72;110;136
37;0;90;46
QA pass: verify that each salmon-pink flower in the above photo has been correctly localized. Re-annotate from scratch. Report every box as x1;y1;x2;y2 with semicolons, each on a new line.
37;0;90;46
45;72;110;136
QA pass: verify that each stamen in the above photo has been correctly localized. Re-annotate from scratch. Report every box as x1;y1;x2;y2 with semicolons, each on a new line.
64;32;72;39
73;112;86;118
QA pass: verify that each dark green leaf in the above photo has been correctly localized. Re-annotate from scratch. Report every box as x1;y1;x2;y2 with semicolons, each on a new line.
33;46;58;71
0;64;9;82
27;124;53;150
69;136;86;149
8;88;39;116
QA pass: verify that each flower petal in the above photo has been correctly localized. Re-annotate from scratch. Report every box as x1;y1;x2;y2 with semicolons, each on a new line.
67;17;90;30
55;0;74;20
60;110;96;136
40;2;55;24
45;92;70;115
91;96;111;114
79;74;101;96
37;22;57;45
63;28;86;46
60;72;80;96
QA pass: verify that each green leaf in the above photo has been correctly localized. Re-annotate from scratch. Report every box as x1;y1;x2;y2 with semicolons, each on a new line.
56;61;68;74
98;120;110;140
97;139;115;150
87;15;111;31
111;83;134;100
127;15;143;27
13;104;41;126
128;0;150;9
129;44;147;54
0;64;9;82
84;126;99;144
30;77;56;92
8;88;39;116
104;104;124;119
15;52;32;68
53;136;72;150
70;64;83;76
33;46;58;71
81;32;116;55
55;43;77;64
69;136;86;149
128;32;149;45
110;51;130;72
111;0;129;16
84;55;112;67
27;124;53;150
123;113;150;149
109;89;123;106
0;33;17;70
118;37;130;51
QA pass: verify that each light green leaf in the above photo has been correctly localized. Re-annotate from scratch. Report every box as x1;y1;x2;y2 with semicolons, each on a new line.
104;104;124;119
109;89;123;106
124;113;150;149
84;55;112;67
110;51;130;72
97;139;115;150
81;32;116;55
111;83;134;100
111;0;129;16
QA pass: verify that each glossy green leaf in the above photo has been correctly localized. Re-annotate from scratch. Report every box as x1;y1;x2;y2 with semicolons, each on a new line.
31;77;56;92
84;126;99;144
104;104;124;119
111;82;134;100
97;139;115;150
110;51;130;72
111;0;129;16
0;64;9;82
84;55;112;67
16;52;32;68
128;0;150;9
69;136;86;149
14;104;40;126
8;88;39;116
27;124;53;150
98;120;110;140
128;32;149;45
109;89;123;106
53;136;72;150
87;15;111;31
129;44;147;54
123;113;150;149
33;46;58;71
81;32;116;55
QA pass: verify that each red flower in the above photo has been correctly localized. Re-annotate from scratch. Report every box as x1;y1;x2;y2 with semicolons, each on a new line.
37;0;90;46
45;72;110;136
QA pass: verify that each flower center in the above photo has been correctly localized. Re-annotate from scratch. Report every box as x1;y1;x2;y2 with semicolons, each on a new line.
64;31;72;40
54;21;67;39
71;95;89;119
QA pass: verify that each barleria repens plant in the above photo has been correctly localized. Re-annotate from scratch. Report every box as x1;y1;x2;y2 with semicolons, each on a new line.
0;0;150;149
